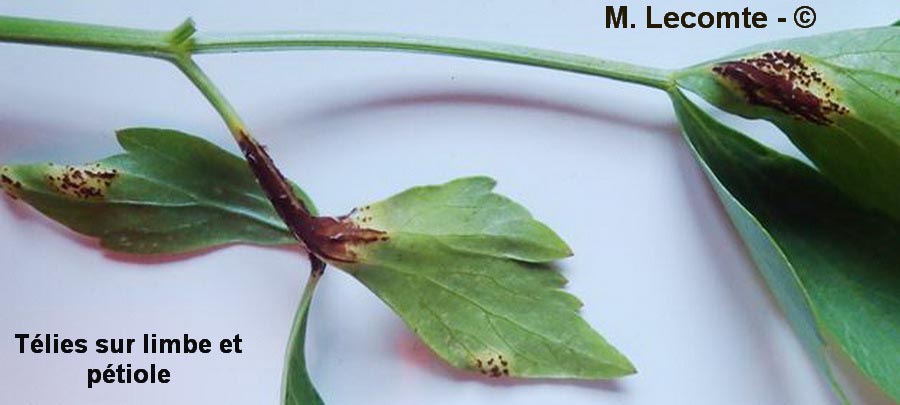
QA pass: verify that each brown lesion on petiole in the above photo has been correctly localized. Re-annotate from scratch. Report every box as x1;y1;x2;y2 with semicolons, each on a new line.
236;131;386;265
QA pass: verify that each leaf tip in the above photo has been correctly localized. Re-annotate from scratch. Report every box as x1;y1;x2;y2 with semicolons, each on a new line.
114;127;151;144
0;165;23;199
450;175;497;191
558;239;574;258
544;239;573;262
530;221;574;261
113;127;138;148
619;357;638;375
595;349;637;378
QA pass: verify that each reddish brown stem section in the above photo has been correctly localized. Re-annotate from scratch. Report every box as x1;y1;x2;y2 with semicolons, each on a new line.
237;132;385;266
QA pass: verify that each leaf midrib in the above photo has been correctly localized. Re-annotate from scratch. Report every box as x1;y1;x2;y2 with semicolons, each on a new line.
118;169;287;231
20;172;287;233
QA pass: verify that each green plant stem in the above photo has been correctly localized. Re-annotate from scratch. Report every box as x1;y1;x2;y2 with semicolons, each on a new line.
0;15;174;57
0;15;673;90
281;271;322;402
173;56;248;139
189;32;672;89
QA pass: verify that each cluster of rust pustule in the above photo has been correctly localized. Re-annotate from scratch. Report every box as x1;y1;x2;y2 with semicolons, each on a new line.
475;354;510;378
46;163;118;200
713;50;849;125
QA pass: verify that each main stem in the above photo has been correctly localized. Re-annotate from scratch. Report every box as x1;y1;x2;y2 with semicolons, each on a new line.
0;16;673;89
189;32;672;89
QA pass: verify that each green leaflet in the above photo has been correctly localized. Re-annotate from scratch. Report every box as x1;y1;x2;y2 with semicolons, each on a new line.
327;177;634;379
356;176;572;262
674;26;900;222
0;127;315;254
2;128;324;400
670;89;900;401
282;274;324;405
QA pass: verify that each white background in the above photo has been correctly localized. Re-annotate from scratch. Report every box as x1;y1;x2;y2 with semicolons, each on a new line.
0;1;896;404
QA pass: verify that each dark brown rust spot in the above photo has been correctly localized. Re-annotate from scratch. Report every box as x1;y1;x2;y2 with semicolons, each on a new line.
490;365;501;377
237;133;386;265
713;51;848;125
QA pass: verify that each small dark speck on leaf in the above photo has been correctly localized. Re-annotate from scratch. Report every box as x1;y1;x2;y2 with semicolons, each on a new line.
490;365;501;377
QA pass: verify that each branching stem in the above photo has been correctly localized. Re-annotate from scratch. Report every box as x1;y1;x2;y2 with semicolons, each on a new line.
0;14;674;270
0;15;673;89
